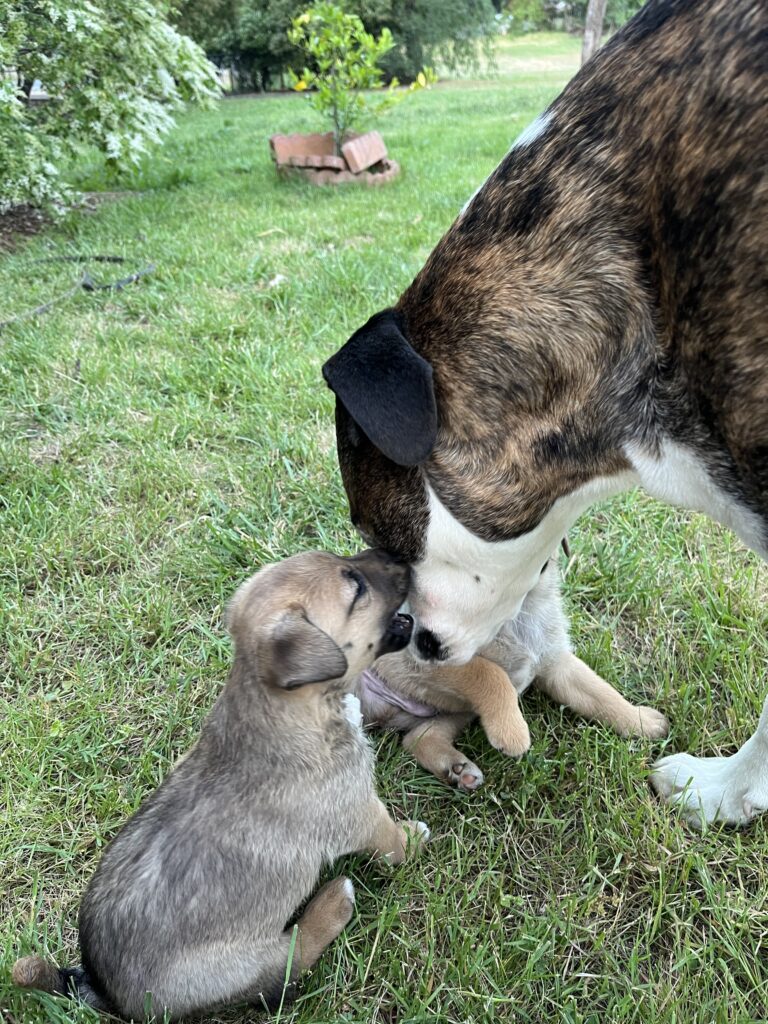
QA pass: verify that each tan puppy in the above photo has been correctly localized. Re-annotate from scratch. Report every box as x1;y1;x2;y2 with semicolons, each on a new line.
13;550;428;1022
358;559;668;791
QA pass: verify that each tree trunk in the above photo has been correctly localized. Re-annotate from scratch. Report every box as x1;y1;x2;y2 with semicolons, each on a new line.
331;106;339;156
581;0;607;65
20;75;34;105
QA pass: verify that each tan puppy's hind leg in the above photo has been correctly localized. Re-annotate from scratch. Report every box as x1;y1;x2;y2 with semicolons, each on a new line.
248;879;356;1011
402;713;484;791
91;881;356;1020
291;877;356;970
536;652;669;738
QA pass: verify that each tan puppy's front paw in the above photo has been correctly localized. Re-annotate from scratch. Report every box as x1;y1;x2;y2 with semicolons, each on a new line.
403;819;430;845
393;820;430;862
484;713;531;759
381;820;430;864
620;706;669;739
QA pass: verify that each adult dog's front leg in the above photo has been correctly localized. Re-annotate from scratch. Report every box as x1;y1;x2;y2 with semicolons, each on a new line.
651;694;768;828
536;651;669;738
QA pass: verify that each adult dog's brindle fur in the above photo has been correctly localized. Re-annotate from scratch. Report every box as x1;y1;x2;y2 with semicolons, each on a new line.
329;0;766;561
324;0;767;825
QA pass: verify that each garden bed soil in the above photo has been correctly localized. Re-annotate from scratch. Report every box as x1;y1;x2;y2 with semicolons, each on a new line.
0;205;51;252
0;193;130;253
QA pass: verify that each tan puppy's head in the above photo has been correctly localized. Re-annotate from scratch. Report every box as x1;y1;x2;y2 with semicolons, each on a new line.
227;549;412;691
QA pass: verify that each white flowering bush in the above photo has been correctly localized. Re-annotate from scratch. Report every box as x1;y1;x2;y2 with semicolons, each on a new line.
0;0;219;212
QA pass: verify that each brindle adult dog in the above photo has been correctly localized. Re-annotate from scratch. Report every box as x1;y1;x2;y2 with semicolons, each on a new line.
323;0;767;827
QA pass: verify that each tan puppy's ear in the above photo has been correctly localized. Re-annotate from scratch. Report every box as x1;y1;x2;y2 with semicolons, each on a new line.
265;609;348;689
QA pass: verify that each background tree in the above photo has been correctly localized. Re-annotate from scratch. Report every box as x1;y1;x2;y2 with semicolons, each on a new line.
0;0;218;212
171;0;645;93
581;0;607;63
359;0;497;83
236;0;305;90
172;0;497;90
173;0;240;54
505;0;644;35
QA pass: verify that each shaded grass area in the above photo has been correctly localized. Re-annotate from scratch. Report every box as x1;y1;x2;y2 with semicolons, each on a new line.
2;36;767;1024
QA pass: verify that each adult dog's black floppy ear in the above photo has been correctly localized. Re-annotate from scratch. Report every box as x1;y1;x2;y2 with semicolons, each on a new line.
266;608;348;689
322;309;437;466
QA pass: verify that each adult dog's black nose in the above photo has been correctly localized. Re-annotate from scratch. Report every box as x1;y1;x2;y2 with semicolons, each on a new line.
415;628;447;662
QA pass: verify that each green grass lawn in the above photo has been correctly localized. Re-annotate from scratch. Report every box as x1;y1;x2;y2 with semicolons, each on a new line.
2;34;768;1024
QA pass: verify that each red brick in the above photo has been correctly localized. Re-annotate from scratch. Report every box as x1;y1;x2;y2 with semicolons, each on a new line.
269;132;336;166
341;131;388;173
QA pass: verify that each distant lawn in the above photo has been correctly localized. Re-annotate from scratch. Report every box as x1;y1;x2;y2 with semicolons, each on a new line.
494;30;583;75
2;33;767;1024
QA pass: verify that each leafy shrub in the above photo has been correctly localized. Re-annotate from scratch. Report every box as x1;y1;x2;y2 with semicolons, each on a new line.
0;0;218;212
287;2;435;153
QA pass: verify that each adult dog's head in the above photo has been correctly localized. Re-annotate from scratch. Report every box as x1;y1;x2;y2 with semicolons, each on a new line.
318;4;681;666
322;306;632;666
322;0;768;665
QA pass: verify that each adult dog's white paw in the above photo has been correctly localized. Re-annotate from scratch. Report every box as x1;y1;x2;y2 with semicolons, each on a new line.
650;749;768;828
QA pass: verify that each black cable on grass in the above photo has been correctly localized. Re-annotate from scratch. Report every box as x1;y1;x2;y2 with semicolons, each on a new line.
0;255;156;333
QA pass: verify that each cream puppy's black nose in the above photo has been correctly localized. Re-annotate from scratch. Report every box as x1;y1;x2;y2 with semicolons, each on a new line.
414;628;448;662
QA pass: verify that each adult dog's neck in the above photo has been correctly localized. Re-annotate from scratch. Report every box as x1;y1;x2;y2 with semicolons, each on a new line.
397;178;656;543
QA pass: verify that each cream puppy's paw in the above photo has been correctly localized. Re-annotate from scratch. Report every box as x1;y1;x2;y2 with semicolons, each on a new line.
447;760;485;791
623;705;670;739
484;714;531;760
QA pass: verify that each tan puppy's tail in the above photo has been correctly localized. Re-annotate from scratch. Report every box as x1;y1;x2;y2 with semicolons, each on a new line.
12;955;109;1010
12;955;62;992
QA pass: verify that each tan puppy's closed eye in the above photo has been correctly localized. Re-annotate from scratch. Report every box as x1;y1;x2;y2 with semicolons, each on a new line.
13;549;429;1022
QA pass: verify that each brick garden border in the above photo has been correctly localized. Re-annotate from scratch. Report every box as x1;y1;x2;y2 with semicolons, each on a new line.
269;130;400;187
